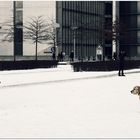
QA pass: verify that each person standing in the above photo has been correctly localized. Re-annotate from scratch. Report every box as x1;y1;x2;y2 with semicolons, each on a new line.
118;51;126;76
70;51;74;62
62;51;65;61
52;53;56;60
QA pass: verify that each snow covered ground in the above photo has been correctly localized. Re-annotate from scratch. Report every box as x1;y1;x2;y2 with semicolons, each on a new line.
0;64;140;138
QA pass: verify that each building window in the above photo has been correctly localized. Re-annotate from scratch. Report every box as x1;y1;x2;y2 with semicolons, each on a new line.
137;46;140;55
105;3;112;15
15;1;23;8
137;31;140;44
16;11;23;24
137;15;140;28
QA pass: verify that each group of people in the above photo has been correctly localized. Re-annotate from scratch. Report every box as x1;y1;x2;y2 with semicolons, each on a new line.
53;51;74;62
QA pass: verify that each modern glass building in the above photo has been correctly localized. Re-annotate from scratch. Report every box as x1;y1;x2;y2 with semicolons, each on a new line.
56;1;106;60
0;1;113;60
119;1;140;58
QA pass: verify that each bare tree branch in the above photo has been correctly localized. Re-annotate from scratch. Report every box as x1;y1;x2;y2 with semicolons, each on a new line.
24;15;50;60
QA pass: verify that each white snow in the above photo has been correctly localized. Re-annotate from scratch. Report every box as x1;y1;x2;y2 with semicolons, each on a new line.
0;64;140;138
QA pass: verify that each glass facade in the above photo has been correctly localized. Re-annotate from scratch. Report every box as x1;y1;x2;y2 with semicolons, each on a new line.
119;1;140;57
56;1;105;60
0;1;113;59
105;1;112;59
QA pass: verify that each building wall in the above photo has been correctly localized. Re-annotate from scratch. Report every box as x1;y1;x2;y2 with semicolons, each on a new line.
0;1;13;56
56;1;105;60
119;1;140;58
0;1;112;60
105;1;112;59
0;1;56;56
0;1;23;56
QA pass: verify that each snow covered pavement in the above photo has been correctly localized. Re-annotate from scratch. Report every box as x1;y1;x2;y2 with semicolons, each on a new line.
0;64;140;88
0;65;140;138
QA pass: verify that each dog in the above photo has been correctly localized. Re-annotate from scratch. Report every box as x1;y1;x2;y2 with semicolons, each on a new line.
131;86;140;99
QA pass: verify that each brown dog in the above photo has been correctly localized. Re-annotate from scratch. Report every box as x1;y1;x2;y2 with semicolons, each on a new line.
131;86;140;99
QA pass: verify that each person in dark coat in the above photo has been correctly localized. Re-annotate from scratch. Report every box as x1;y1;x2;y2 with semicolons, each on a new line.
52;53;56;60
70;51;74;62
118;51;126;76
61;51;65;62
58;53;61;61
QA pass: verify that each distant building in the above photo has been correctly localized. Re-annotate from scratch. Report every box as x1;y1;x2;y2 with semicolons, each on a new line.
0;1;114;60
118;1;140;58
0;1;55;57
56;1;106;60
2;1;140;60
